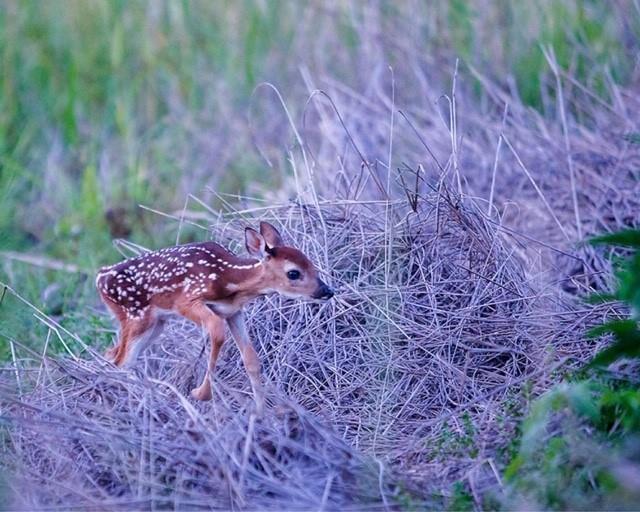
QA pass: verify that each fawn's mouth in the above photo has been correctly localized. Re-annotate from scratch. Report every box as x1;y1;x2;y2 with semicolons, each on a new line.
312;282;334;300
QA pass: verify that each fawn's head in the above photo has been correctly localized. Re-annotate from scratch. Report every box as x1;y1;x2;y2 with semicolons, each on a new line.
245;222;334;300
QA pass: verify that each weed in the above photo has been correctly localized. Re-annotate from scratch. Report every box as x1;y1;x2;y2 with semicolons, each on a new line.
447;481;474;512
503;229;640;509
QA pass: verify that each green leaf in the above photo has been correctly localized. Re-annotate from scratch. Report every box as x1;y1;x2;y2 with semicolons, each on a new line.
588;320;640;367
589;229;640;248
586;292;619;305
587;319;638;339
567;383;599;421
503;454;524;481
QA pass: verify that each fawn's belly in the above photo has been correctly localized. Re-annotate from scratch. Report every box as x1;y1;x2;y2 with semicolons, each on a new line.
205;300;240;318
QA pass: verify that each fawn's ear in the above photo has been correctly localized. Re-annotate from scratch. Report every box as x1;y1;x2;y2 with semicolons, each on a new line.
259;221;283;249
245;227;266;258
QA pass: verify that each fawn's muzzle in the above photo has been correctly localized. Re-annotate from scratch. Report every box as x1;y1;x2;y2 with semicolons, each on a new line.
313;279;334;300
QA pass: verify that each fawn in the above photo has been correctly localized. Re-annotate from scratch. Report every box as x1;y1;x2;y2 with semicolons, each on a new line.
96;221;333;414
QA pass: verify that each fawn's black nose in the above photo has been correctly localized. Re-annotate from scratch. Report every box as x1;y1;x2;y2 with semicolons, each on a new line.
313;280;334;300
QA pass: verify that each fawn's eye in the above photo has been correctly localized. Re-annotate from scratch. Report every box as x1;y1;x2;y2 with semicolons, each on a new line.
287;269;301;280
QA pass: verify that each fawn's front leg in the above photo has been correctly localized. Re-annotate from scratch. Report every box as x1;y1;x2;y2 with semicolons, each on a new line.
227;311;264;415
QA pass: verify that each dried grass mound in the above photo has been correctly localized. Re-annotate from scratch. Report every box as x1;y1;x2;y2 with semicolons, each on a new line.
3;331;382;510
2;189;606;509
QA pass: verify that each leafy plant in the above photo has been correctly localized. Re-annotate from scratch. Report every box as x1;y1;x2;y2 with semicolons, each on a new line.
447;481;473;512
588;229;640;366
502;228;640;509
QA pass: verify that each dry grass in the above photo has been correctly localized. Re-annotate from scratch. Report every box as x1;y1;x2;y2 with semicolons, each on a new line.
2;52;639;508
1;189;620;509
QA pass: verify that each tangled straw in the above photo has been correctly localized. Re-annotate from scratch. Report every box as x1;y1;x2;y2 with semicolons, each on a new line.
2;187;612;509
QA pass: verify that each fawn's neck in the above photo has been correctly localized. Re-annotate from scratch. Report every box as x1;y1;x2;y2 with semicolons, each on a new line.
217;256;270;298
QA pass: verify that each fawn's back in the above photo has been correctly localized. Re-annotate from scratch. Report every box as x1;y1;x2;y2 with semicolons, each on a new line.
96;241;261;320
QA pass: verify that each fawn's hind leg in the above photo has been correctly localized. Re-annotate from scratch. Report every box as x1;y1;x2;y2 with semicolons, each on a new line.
175;300;225;401
101;298;128;363
121;313;166;368
109;310;160;367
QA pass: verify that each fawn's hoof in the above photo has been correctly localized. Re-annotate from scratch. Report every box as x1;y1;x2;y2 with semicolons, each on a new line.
190;385;212;401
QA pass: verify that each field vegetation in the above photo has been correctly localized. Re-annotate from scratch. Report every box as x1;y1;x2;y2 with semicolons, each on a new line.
1;1;639;509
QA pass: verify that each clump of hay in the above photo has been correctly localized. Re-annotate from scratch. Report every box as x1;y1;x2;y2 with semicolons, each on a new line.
1;187;607;509
5;353;379;510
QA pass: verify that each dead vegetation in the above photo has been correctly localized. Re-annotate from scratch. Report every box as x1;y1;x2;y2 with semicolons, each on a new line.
0;189;622;509
2;54;639;508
